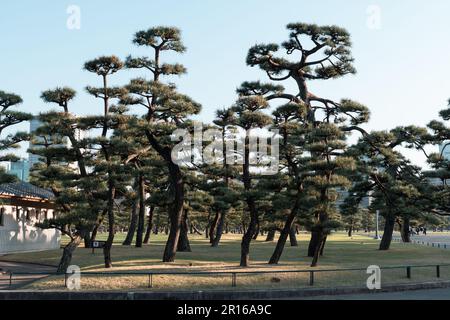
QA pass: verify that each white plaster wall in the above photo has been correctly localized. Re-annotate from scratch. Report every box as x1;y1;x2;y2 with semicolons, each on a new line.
0;205;61;254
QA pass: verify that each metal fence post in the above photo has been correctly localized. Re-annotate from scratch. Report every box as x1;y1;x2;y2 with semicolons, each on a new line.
148;274;153;288
64;272;68;288
232;273;237;287
309;271;314;286
9;272;12;288
437;266;441;278
407;266;411;279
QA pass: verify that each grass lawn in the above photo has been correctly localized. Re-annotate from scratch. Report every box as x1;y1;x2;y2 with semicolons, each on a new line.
2;232;450;291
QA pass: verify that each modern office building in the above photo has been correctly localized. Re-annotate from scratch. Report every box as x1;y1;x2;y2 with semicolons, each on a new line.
29;118;45;167
8;160;31;182
440;142;450;160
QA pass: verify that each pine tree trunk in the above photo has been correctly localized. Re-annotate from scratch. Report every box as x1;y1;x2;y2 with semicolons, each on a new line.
154;213;160;235
379;213;395;250
240;213;257;267
310;231;325;267
90;225;99;243
83;232;91;248
348;225;353;237
308;231;320;257
209;211;220;244
400;217;411;243
135;174;146;248
265;229;276;242
163;163;184;262
143;206;155;244
269;206;298;264
205;211;211;239
103;179;116;269
177;209;191;252
211;211;226;247
252;222;260;240
90;208;107;242
123;200;138;246
289;226;298;247
240;136;258;267
57;234;83;273
192;223;203;235
320;235;327;256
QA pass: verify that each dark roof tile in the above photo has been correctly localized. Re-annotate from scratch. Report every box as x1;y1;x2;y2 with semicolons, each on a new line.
0;182;54;200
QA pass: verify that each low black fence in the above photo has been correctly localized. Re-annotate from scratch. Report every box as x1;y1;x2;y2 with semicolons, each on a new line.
2;264;450;290
392;237;450;249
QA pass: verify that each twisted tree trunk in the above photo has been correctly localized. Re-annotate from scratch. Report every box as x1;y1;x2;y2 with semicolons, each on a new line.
163;162;185;262
211;211;226;247
240;212;258;267
57;234;83;273
269;199;300;264
209;211;220;244
177;209;191;252
143;206;155;244
123;200;138;246
380;213;396;250
289;226;298;247
103;179;116;268
135;173;146;248
310;231;325;267
400;217;411;243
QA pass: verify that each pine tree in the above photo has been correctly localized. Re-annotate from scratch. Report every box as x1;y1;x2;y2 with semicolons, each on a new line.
269;101;310;264
83;56;129;267
424;101;450;214
125;27;201;262
30;87;105;272
226;90;272;267
207;108;239;247
243;23;369;266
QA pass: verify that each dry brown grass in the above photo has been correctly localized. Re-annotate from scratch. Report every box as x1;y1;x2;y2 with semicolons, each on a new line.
3;233;450;291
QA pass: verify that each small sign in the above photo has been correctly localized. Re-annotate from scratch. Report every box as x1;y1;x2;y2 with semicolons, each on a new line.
91;241;106;249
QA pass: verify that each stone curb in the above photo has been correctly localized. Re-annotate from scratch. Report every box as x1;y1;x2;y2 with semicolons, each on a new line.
0;259;58;268
1;281;450;300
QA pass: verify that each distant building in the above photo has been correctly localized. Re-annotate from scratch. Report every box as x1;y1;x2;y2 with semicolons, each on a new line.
440;142;450;160
28;117;86;169
29;118;44;167
8;160;31;182
0;182;60;254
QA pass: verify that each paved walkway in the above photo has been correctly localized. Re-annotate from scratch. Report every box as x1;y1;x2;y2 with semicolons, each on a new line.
298;287;450;300
0;261;56;289
361;232;450;248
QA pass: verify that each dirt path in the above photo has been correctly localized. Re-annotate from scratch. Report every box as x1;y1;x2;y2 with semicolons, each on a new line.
0;261;56;290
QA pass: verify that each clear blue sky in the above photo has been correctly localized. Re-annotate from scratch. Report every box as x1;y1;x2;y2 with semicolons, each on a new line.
1;0;449;165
